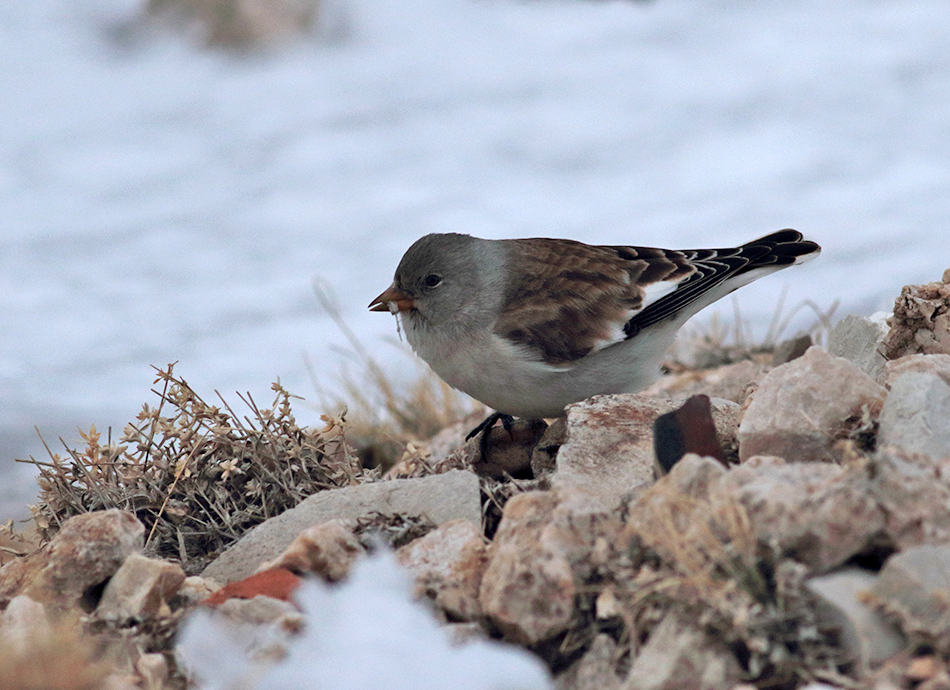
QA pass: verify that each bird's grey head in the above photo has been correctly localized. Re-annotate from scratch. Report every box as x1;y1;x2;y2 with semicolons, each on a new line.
393;233;505;335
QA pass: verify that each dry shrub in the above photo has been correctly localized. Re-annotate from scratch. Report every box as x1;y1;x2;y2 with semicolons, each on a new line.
668;294;838;369
22;364;367;572
0;521;39;567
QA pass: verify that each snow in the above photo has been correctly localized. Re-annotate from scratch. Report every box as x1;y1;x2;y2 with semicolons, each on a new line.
3;0;950;517
176;548;551;690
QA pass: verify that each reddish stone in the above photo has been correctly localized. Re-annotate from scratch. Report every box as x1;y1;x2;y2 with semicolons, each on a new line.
201;567;301;607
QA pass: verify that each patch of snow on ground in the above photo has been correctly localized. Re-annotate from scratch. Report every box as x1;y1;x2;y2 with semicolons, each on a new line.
177;549;551;690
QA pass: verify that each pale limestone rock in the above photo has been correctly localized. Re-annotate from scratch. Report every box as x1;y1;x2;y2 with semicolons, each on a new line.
643;358;769;404
622;614;742;690
0;595;53;656
202;470;481;583
807;568;904;673
870;545;950;642
216;594;302;628
546;487;624;583
885;353;950;388
718;460;883;571
554;394;739;507
628;453;950;573
622;455;730;565
397;519;488;621
871;454;950;550
96;553;185;620
261;518;362;582
135;653;169;690
878;373;950;463
0;509;144;612
479;491;576;645
771;333;813;366
179;575;220;603
444;621;487;645
884;274;950;359
555;634;623;690
828;314;889;383
737;347;886;463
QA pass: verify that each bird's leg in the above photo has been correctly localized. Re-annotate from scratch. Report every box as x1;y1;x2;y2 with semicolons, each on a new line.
465;412;515;462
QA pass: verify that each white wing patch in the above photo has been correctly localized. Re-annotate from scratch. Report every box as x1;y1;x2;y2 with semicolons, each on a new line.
640;279;681;310
588;320;628;354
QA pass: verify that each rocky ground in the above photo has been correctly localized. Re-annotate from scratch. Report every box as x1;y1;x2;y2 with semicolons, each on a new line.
2;270;950;690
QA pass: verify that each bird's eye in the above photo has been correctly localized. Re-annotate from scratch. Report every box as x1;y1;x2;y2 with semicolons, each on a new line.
424;274;442;288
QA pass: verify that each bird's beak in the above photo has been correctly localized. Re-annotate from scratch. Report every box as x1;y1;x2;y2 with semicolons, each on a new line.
369;285;415;313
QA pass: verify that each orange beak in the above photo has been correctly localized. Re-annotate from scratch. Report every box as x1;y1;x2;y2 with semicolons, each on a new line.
368;285;415;313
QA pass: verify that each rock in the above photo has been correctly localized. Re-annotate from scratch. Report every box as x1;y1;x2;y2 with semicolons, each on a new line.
260;518;362;582
772;333;814;366
622;455;728;564
135;653;169;690
179;575;219;603
435;418;547;479
643;358;769;405
621;613;742;690
216;593;302;628
96;553;186;621
202;470;481;583
479;486;623;646
0;509;144;612
652;395;729;475
884;273;950;359
869;545;950;643
444;621;487;645
737;347;887;463
719;460;884;571
479;491;576;645
555;634;623;690
396;519;488;621
627;453;726;527
554;394;740;507
806;568;904;672
531;418;567;477
630;452;950;573
548;487;624;583
0;595;53;656
828;314;889;383
885;354;950;388
871;453;950;550
203;567;302;606
878;373;950;462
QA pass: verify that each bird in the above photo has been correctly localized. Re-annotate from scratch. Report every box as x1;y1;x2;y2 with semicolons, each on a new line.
369;230;820;440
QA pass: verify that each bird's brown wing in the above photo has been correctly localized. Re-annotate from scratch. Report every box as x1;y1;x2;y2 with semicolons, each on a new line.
493;230;819;366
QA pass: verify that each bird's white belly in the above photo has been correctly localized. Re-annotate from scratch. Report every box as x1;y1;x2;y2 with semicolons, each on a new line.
405;319;676;418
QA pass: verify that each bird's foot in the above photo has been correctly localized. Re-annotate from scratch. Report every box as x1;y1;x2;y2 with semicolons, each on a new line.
465;412;515;463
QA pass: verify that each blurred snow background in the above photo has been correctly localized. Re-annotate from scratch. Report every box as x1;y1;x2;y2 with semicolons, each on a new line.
2;0;949;519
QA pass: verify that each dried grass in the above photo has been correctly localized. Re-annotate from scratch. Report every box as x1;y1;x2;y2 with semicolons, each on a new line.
0;521;39;567
669;293;839;369
20;364;367;572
